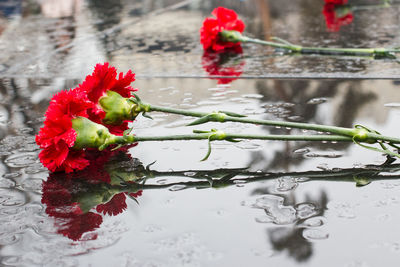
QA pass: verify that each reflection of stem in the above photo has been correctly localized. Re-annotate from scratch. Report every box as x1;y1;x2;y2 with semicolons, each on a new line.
132;133;352;142
127;163;400;192
350;3;392;12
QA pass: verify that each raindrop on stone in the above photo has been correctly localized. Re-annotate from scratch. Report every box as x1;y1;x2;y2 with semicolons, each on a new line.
276;177;298;192
307;97;328;105
156;179;167;185
0;178;16;188
2;172;21;178
302;229;329;240
5;153;37;168
296;203;318;219
169;185;187;191
255;216;273;224
293;148;310;154
302;216;326;227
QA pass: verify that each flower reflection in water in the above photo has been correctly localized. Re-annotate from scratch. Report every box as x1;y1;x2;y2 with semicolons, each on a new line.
41;148;143;241
322;0;353;32
202;47;245;85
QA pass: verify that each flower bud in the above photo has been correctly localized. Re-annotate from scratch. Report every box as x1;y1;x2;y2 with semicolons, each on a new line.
219;30;244;43
72;117;118;150
99;91;137;125
353;129;375;144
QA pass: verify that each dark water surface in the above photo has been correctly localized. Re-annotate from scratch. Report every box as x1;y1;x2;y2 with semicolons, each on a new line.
1;0;400;266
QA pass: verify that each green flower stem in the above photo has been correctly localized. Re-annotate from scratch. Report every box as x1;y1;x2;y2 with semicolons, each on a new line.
147;104;354;134
141;103;400;145
219;30;399;57
118;133;353;143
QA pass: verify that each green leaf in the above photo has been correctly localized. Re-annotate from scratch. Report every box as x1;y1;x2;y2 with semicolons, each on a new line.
219;110;247;118
200;139;212;161
187;115;211;126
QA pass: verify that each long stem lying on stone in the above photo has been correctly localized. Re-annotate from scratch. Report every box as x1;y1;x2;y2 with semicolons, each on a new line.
219;30;400;58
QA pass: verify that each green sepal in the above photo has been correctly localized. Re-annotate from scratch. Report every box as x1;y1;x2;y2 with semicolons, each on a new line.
219;30;244;43
72;117;117;150
99;91;137;125
142;112;153;120
187;115;212;126
219;110;247;118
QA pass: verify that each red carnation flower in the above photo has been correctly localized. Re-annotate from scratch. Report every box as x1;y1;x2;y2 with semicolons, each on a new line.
200;7;245;52
323;3;353;32
36;89;94;173
202;47;245;84
79;63;137;135
324;0;347;4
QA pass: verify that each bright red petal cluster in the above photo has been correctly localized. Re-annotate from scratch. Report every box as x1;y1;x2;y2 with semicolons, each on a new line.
36;63;138;173
200;7;245;52
323;3;353;32
36;89;94;173
79;63;137;135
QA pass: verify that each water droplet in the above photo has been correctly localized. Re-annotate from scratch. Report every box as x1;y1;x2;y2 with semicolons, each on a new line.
302;217;326;227
16;128;33;134
255;195;297;225
307;97;328;105
242;93;263;99
20;178;43;193
184;172;196;177
2;172;21;178
255;216;273;223
293;148;310;154
287;116;303;121
5;153;37;168
1;256;21;265
0;189;26;206
0;178;16;188
156;179;167;185
302;229;329;240
0;234;20;245
169;185;187;191
296;203;318;219
276;177;298;192
24;163;46;174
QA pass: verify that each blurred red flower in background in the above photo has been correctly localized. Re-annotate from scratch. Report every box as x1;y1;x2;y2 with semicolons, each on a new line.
200;7;245;51
323;1;353;32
